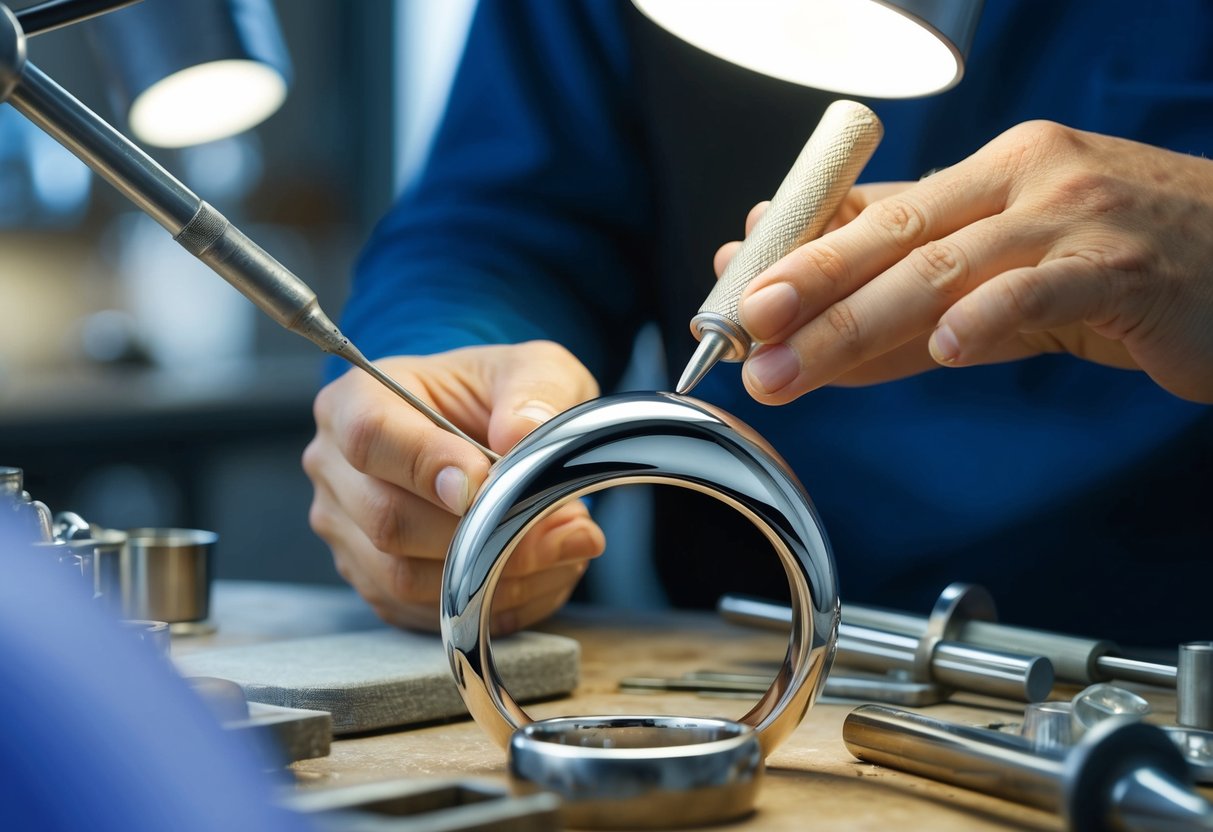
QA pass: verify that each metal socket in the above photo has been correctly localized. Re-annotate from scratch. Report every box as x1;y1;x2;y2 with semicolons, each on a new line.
122;527;216;624
1178;642;1213;730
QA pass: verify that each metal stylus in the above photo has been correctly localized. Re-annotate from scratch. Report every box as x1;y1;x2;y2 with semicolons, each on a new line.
0;4;499;463
676;99;883;395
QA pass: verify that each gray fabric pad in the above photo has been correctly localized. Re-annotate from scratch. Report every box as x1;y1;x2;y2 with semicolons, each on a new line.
175;629;580;735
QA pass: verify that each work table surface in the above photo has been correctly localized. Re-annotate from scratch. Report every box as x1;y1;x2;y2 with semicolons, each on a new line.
182;582;1188;831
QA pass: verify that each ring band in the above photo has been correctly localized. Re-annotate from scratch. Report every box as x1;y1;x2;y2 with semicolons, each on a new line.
441;391;839;756
510;715;763;828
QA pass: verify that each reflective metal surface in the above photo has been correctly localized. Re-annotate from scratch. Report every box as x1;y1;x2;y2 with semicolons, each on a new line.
1071;683;1150;736
441;392;839;755
1179;642;1213;730
510;715;762;829
123;527;216;627
719;593;1052;702
844;705;1212;832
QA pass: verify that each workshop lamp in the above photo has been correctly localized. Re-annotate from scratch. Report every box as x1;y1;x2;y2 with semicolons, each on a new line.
632;0;983;97
85;0;290;148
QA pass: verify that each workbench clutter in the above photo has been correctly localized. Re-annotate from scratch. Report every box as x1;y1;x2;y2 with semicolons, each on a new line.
707;583;1213;830
1;463;336;771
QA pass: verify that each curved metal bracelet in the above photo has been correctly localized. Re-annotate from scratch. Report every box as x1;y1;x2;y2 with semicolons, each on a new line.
440;392;840;756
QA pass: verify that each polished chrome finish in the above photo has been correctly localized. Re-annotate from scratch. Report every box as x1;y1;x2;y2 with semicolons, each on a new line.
1071;683;1150;737
720;594;1051;702
1178;643;1213;730
1096;654;1178;687
0;5;24;103
9;62;198;229
1165;726;1213;786
15;0;141;37
122;528;216;627
1022;701;1075;754
510;715;762;829
839;581;1167;687
675;329;730;395
441;392;839;755
844;705;1211;832
678;100;882;392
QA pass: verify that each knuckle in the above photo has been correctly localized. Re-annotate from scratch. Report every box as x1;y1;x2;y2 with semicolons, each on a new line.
307;498;332;539
794;240;850;290
363;488;406;553
1000;272;1051;322
824;301;864;355
866;197;928;246
340;407;388;474
909;240;970;297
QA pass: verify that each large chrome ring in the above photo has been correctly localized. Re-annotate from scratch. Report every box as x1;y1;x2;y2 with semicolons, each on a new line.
440;392;839;756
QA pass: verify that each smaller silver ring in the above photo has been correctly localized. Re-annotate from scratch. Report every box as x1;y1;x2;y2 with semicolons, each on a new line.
510;715;762;829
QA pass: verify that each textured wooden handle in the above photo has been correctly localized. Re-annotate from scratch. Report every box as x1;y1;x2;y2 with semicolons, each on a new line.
696;100;883;351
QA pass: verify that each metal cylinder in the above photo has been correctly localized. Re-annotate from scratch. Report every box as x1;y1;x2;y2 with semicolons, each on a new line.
843;705;1209;832
122;528;216;624
844;705;1065;812
1178;642;1213;730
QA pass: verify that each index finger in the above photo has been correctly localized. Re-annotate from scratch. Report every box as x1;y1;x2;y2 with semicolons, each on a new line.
314;366;492;517
739;156;1014;346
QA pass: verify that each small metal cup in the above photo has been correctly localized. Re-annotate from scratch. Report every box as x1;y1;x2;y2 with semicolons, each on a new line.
122;527;217;627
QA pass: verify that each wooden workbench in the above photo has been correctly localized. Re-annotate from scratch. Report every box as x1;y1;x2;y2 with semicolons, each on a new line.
185;583;1185;831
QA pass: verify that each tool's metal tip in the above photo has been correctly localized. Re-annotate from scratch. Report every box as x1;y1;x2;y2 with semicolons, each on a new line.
677;332;729;395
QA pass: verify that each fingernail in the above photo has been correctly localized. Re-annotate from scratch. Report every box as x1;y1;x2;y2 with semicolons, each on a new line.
929;324;960;364
745;344;800;394
435;466;470;515
514;400;558;424
559;527;604;561
740;282;800;340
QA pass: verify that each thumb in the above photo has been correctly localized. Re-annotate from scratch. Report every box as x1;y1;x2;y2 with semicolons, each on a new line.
486;342;598;454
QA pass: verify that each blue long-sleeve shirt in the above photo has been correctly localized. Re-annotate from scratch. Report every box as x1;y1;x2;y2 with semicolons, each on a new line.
339;0;1213;644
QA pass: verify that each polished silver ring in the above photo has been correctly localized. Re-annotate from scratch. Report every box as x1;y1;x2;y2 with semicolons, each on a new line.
510;715;763;828
441;391;839;757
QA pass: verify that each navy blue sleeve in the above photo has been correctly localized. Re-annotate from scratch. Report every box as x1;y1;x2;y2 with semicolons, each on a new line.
334;0;653;385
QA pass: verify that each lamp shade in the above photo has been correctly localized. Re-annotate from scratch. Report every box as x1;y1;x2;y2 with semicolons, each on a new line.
85;0;291;147
632;0;982;98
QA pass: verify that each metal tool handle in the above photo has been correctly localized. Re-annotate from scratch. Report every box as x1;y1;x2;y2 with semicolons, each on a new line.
690;99;883;361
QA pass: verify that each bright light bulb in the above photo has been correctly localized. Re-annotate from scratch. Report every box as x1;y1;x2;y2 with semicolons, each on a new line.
632;0;963;98
129;59;287;148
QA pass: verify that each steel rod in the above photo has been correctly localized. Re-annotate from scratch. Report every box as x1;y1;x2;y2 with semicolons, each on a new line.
15;0;140;37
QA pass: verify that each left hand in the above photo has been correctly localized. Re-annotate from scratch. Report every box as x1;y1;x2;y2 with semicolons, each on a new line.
724;120;1213;404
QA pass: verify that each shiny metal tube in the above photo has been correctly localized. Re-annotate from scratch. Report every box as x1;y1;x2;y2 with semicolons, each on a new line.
844;705;1212;831
442;392;840;756
9;61;197;231
0;32;497;462
1178;643;1213;730
724;596;1051;701
845;705;1064;812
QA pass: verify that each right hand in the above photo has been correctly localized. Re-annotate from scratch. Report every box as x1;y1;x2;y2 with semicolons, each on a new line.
303;341;605;634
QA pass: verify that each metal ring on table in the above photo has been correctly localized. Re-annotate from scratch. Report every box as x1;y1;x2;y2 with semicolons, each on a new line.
510;715;763;829
440;392;840;758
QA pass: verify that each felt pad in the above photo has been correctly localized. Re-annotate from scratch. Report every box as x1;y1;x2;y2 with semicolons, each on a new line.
175;629;579;735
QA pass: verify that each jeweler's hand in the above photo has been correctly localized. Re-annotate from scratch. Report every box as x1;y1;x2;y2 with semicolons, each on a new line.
720;121;1213;404
303;341;604;634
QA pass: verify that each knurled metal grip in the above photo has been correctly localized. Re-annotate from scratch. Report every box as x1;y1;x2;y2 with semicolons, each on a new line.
691;99;883;360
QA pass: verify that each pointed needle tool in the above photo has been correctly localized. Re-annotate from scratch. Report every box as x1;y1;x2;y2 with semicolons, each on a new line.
675;100;883;395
